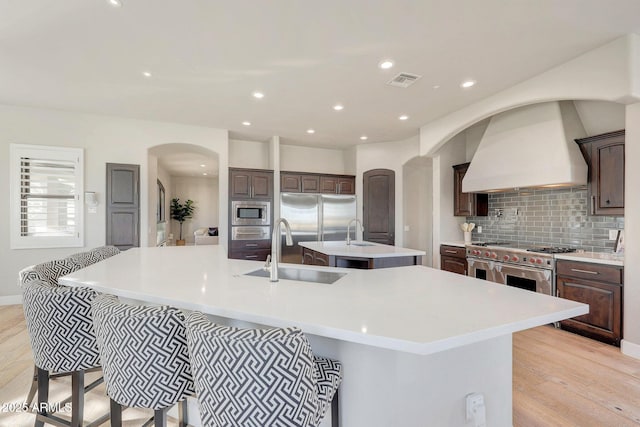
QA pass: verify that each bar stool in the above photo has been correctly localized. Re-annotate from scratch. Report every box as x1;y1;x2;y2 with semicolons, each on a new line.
185;311;343;427
70;245;121;268
22;280;106;427
91;294;193;427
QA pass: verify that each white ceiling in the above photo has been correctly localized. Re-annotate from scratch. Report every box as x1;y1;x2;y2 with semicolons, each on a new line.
1;0;640;149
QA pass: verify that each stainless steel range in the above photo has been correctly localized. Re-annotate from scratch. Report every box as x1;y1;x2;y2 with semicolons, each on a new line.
466;243;576;296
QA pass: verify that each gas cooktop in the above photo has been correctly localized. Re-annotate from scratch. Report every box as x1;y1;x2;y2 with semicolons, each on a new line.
526;247;577;254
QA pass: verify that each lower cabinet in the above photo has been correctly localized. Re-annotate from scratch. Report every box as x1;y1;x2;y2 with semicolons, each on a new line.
440;245;467;275
302;247;420;269
229;240;271;261
556;260;623;346
302;248;330;266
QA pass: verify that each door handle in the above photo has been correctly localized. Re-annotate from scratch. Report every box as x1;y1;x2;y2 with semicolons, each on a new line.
591;195;596;215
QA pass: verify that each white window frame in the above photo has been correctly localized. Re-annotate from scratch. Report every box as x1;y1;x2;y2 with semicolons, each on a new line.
10;144;84;249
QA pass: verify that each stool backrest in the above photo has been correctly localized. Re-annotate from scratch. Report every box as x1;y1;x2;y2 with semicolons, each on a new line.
22;280;101;372
185;311;319;427
32;257;83;286
91;294;193;410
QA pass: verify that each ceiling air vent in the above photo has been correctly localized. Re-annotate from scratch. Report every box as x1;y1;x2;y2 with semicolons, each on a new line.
387;72;422;88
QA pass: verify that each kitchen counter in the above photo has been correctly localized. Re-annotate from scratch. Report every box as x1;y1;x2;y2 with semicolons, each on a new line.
298;240;426;258
60;246;587;427
555;251;624;266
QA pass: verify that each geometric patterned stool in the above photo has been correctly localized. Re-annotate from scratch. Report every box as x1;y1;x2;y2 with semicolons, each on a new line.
21;280;106;427
91;294;194;427
185;311;343;427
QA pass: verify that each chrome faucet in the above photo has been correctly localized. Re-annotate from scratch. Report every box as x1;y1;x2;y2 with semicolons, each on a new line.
346;218;364;245
264;218;293;282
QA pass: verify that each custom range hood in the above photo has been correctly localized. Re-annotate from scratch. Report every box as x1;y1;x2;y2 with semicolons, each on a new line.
462;101;588;193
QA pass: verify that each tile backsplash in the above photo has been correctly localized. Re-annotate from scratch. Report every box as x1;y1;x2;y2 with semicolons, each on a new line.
466;186;624;252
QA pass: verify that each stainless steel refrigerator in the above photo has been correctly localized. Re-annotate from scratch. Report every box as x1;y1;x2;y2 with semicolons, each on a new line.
280;193;357;263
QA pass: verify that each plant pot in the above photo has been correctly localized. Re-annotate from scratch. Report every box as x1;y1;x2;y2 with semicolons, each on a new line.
176;239;186;246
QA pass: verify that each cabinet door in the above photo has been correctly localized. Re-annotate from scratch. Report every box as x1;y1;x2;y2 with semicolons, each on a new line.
320;176;339;193
441;256;467;275
313;252;330;266
281;173;301;192
106;163;140;250
453;163;474;216
251;171;272;198
337;177;355;194
302;249;314;265
592;138;624;215
557;276;622;345
230;169;252;198
301;175;320;193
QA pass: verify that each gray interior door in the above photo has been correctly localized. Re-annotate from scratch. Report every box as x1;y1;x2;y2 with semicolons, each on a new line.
363;169;395;245
106;163;140;250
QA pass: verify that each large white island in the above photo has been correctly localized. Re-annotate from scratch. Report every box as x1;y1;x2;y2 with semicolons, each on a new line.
60;246;587;426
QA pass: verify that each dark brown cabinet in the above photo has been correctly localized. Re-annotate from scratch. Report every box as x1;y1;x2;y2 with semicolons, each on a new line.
556;260;623;346
229;239;271;261
280;171;355;195
576;130;625;216
440;245;467;275
302;247;420;269
453;163;488;217
230;168;273;199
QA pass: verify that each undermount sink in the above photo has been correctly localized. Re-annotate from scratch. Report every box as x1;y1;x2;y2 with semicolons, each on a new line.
349;242;376;247
245;267;346;284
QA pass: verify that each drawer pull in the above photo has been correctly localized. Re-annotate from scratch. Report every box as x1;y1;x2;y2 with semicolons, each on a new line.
445;250;458;254
570;268;599;275
245;243;258;247
244;255;259;259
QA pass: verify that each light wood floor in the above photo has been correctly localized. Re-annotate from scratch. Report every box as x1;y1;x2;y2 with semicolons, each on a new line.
2;305;640;426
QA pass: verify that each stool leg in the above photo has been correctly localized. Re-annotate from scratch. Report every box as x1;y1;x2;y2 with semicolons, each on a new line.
71;371;85;427
154;407;167;427
110;399;123;427
178;400;188;427
25;365;38;407
331;389;339;427
35;368;49;427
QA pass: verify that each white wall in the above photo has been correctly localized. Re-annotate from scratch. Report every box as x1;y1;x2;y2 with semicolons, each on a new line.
403;157;433;266
0;104;228;298
229;139;270;169
574;100;627;136
280;144;348;174
171;176;219;244
355;136;421;248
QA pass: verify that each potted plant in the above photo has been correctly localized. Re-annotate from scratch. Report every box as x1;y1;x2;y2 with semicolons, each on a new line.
170;198;195;246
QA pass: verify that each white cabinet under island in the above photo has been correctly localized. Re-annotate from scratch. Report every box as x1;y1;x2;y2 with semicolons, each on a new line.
299;240;426;268
60;246;587;427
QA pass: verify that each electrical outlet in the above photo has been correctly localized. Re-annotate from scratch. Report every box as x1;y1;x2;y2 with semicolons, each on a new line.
609;229;619;240
477;226;482;234
466;393;486;427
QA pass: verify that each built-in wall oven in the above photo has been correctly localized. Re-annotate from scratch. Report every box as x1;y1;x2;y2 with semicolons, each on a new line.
231;200;271;226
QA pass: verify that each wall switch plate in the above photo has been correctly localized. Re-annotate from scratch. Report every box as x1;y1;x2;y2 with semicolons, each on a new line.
466;393;486;427
404;225;410;232
609;229;619;240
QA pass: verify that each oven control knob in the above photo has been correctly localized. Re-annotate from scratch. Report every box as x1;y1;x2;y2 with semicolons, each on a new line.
491;252;497;259
530;258;537;264
474;250;480;255
536;259;543;264
484;251;490;257
503;255;510;261
511;256;519;262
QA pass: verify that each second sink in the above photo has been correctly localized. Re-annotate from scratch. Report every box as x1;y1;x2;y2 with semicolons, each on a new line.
245;267;346;284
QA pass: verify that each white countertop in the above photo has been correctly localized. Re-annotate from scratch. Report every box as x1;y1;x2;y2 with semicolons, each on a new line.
298;240;426;258
555;251;624;266
440;241;467;248
60;246;586;356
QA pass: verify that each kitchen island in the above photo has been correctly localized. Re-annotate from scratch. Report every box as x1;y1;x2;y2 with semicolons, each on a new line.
60;246;587;427
299;240;425;268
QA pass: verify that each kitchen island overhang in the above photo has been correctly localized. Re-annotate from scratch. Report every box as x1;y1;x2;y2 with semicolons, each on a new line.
60;246;587;426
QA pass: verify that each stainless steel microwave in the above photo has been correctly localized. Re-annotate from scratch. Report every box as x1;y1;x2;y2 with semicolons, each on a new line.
231;200;270;226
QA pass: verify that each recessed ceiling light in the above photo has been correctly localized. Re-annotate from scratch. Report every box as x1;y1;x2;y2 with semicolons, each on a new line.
379;60;394;70
252;91;264;99
432;85;441;89
398;115;409;121
360;135;368;140
306;129;315;134
142;71;152;78
460;80;476;88
200;164;206;168
203;173;208;176
242;121;251;126
333;104;344;111
108;0;122;7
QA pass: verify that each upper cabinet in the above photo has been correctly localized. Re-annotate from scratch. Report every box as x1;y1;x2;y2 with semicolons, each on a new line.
230;168;273;199
281;171;355;195
453;163;488;216
576;130;625;216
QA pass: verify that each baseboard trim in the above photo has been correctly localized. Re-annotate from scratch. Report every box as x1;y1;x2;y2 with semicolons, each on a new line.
621;339;640;360
0;295;22;306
